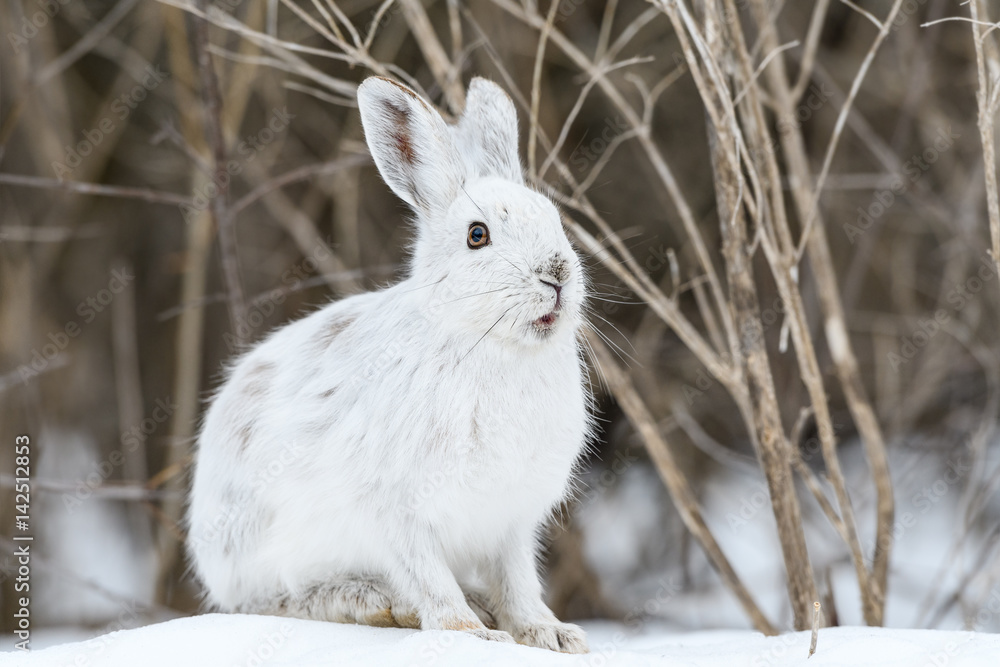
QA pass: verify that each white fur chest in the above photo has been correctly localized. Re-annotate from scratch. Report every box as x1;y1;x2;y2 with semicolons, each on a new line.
312;312;589;554
413;339;587;541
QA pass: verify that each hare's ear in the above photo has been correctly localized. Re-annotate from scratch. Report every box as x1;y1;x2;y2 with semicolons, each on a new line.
458;77;523;184
358;77;461;216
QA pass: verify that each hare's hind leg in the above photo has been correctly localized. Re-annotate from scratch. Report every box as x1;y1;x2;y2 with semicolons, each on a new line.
268;576;418;628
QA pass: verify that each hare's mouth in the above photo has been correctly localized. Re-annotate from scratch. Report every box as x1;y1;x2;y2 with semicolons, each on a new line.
533;311;558;332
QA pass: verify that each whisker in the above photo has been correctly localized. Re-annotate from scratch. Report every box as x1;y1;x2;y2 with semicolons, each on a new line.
588;323;635;367
493;248;524;275
461;184;489;220
400;276;446;294
458;306;513;365
435;288;510;306
580;332;610;395
589;311;638;356
586;295;637;305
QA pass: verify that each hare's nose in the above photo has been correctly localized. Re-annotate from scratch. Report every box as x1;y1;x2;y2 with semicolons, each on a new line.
540;279;562;297
537;255;572;285
540;279;562;308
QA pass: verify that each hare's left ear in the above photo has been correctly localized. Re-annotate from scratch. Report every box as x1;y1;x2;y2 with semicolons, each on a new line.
458;78;523;184
358;77;462;218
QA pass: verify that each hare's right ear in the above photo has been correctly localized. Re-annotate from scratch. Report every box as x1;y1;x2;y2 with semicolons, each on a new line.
458;78;523;184
357;77;461;217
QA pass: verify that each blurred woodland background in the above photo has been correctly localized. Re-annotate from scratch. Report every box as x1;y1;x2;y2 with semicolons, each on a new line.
3;0;1000;642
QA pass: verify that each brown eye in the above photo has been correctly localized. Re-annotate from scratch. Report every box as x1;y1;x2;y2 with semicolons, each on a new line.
467;222;490;249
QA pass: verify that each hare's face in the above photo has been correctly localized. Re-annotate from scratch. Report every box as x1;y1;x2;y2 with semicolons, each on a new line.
358;76;586;346
425;177;584;345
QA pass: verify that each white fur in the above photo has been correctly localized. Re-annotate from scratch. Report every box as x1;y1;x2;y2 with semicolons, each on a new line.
187;77;592;653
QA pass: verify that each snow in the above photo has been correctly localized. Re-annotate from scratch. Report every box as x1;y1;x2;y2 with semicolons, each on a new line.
32;429;157;627
4;614;999;667
575;441;1000;633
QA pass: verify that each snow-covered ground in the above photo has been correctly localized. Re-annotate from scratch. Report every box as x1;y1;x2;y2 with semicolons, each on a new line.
4;614;999;666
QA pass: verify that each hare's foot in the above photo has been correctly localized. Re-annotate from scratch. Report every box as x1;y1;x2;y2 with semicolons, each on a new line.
510;621;589;653
438;616;514;643
466;628;517;643
381;547;514;643
276;576;400;627
481;530;589;653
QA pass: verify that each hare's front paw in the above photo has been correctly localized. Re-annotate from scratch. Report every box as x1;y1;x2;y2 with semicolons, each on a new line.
511;622;589;653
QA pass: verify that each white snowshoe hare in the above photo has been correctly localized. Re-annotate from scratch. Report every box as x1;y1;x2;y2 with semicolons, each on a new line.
187;76;591;653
